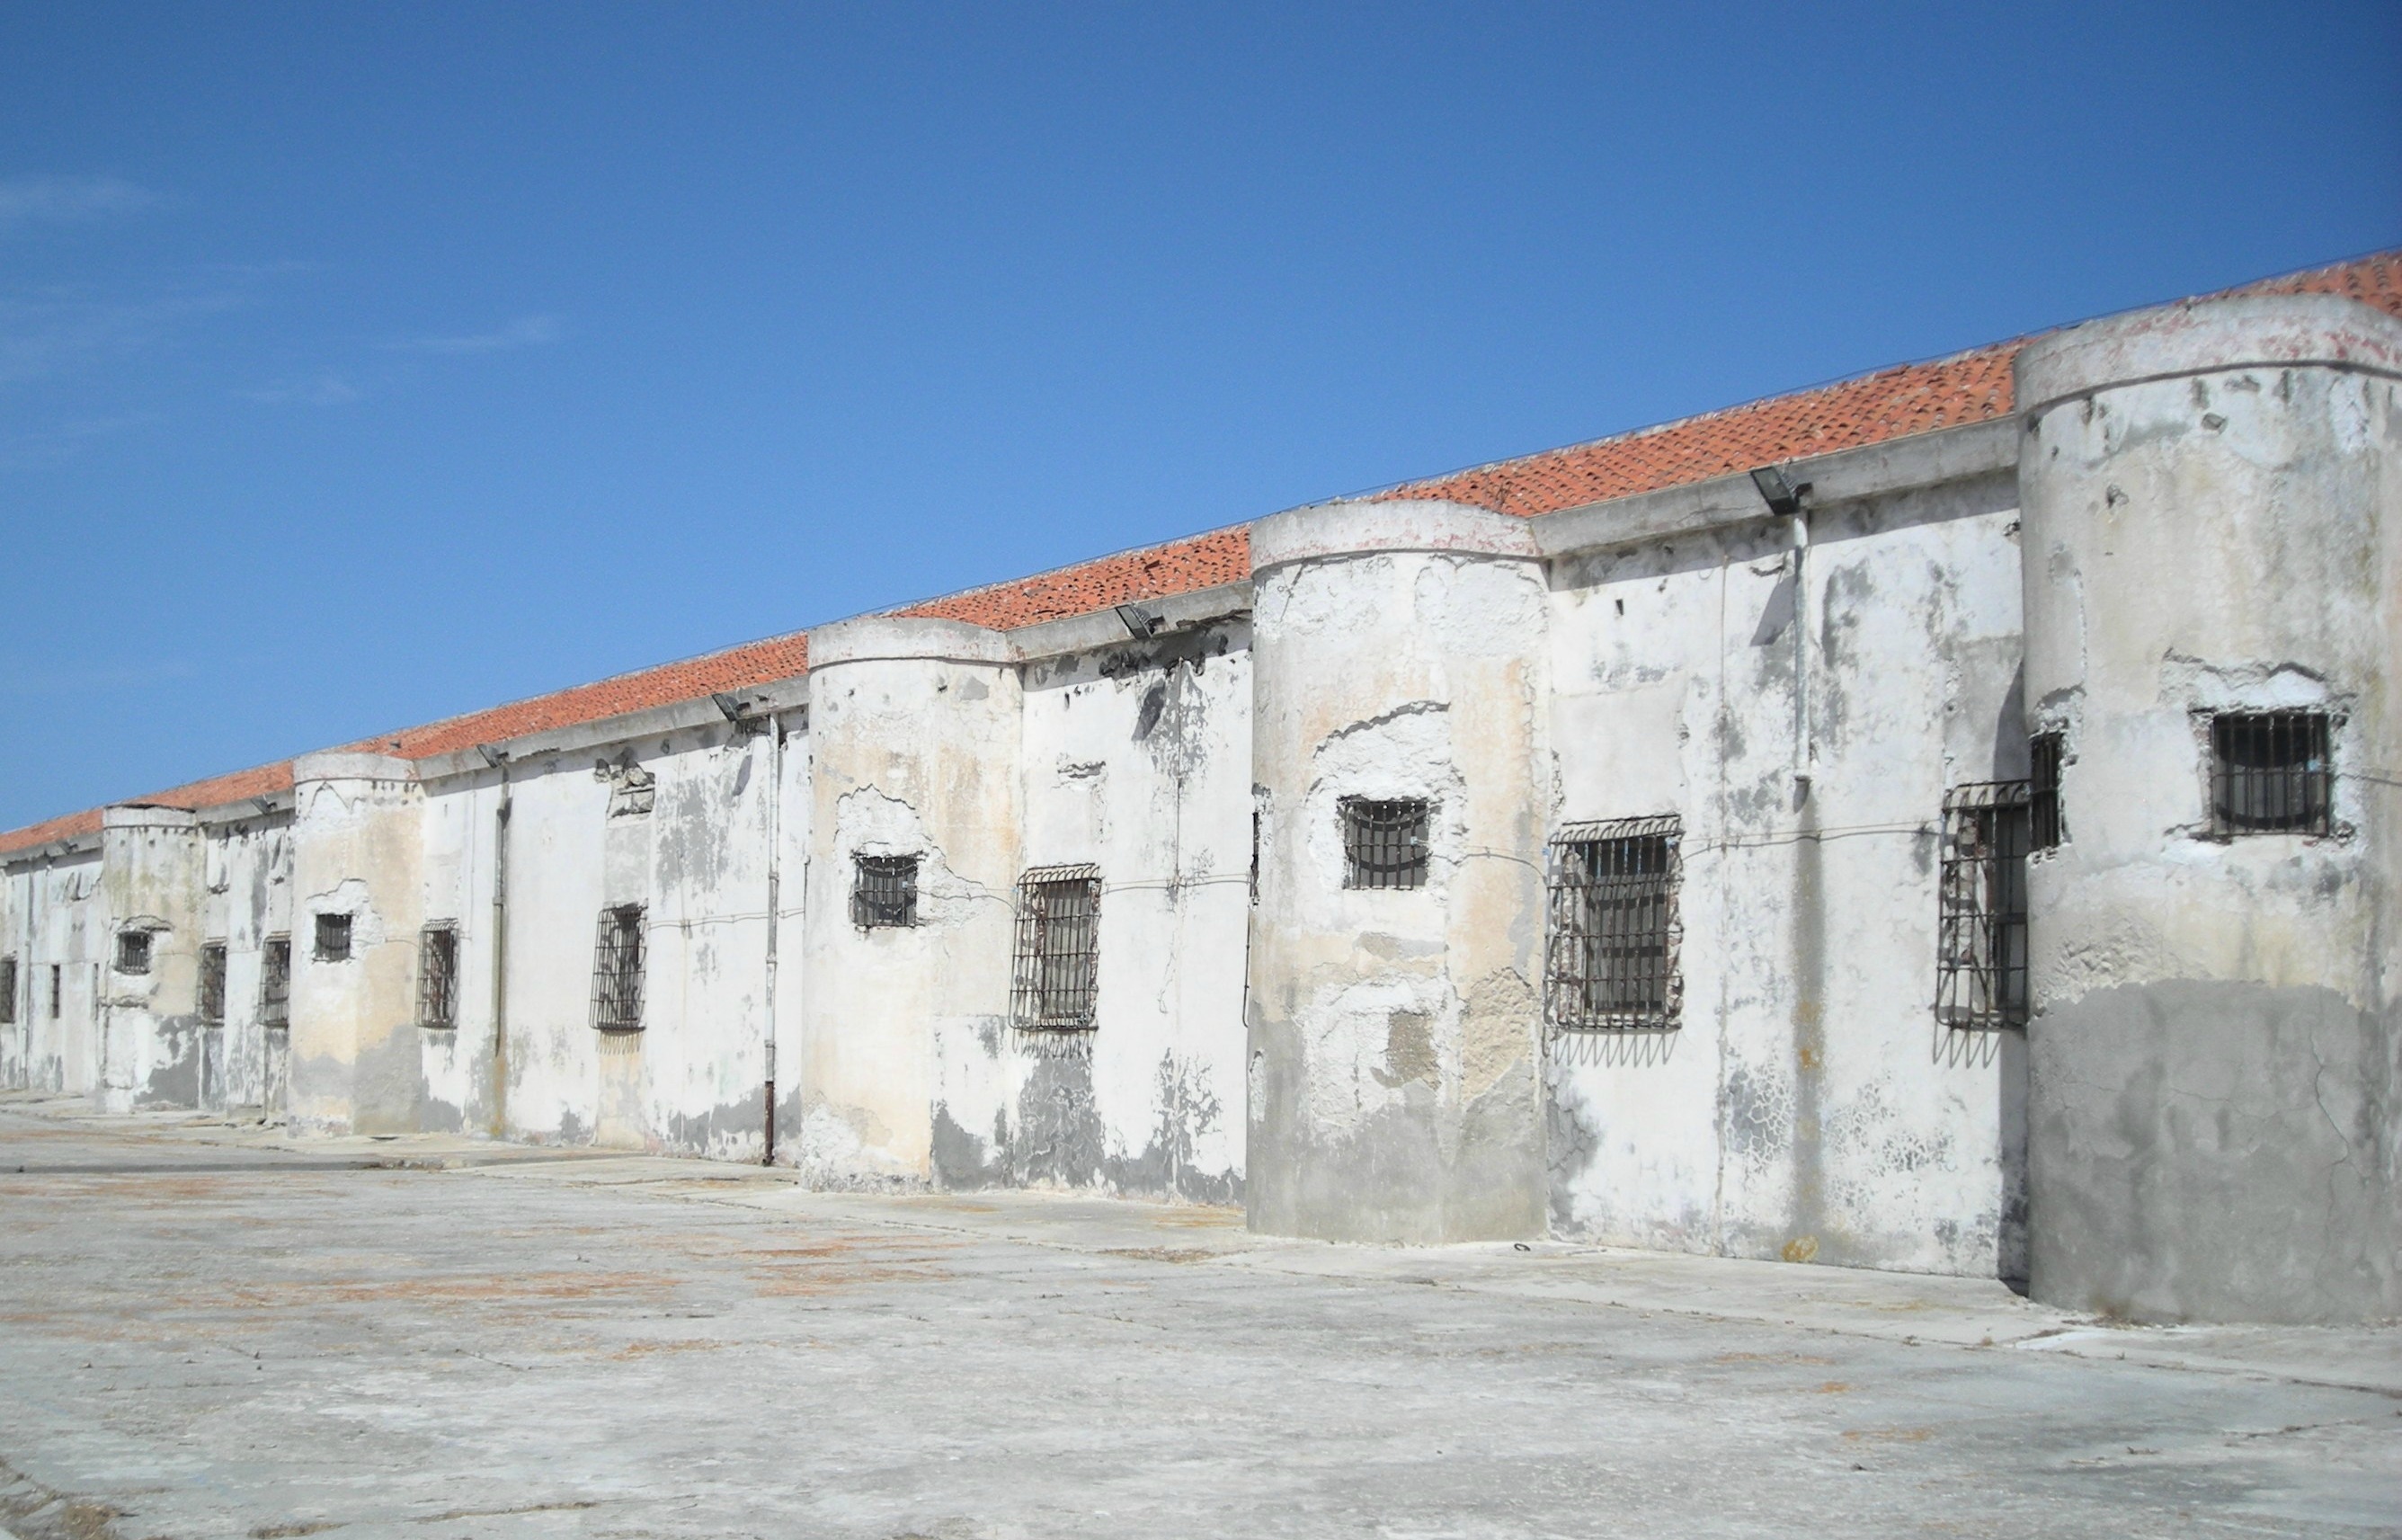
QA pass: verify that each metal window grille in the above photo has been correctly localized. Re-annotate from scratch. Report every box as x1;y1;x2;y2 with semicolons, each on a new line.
0;957;15;1025
1011;865;1102;1028
2210;712;2333;837
1545;816;1683;1030
1340;797;1430;890
50;963;64;1020
418;925;458;1029
260;937;290;1028
1936;781;2030;1030
115;930;152;975
2029;732;2066;851
314;912;352;963
591;904;646;1031
199;943;227;1025
851;854;920;929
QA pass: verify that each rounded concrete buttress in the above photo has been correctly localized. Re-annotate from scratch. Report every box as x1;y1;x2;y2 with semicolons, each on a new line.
2016;294;2402;1323
799;616;1023;1186
286;752;425;1135
96;806;203;1113
1244;498;1552;1242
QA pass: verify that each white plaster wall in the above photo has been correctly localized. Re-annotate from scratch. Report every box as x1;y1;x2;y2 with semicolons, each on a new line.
9;856;103;1093
288;760;427;1135
1545;474;2029;1278
197;815;293;1113
99;811;206;1114
932;621;1251;1201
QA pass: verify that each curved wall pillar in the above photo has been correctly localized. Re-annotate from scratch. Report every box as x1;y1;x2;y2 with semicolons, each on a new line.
1245;499;1551;1242
288;752;426;1135
799;616;1022;1186
97;806;203;1112
2017;295;2402;1322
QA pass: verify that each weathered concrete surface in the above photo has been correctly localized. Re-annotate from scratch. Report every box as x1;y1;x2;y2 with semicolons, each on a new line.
4;1100;2398;1539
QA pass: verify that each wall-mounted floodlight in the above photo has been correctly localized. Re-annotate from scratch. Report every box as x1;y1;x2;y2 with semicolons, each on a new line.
1749;465;1809;519
1115;603;1161;639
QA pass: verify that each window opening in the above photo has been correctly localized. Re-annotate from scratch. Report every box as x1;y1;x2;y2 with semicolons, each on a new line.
115;930;152;975
1545;816;1683;1030
2029;732;2065;851
851;854;920;929
199;943;227;1026
418;924;458;1030
591;904;645;1031
260;938;290;1028
1340;797;1430;890
0;957;15;1025
49;964;63;1019
2210;711;2333;837
1011;865;1102;1028
314;912;352;963
1937;781;2030;1030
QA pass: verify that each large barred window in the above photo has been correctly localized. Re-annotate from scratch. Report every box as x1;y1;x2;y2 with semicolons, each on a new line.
1011;865;1101;1028
260;936;291;1028
418;924;458;1030
0;957;15;1025
1936;781;2029;1030
1545;816;1682;1030
851;854;920;929
2210;711;2333;837
592;904;645;1032
1340;797;1430;890
199;943;227;1026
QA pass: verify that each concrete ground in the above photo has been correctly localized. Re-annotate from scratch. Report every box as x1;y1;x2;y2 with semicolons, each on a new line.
1;1095;2396;1540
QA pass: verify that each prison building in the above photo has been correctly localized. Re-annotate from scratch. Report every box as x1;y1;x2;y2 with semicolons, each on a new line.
5;254;2399;1327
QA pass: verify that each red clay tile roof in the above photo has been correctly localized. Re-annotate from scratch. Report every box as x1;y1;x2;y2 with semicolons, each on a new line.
5;250;2396;855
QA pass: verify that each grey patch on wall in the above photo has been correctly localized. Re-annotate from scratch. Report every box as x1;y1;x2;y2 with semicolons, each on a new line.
1544;1067;1604;1233
933;1045;1239;1205
138;1017;202;1109
419;1094;466;1135
664;1084;766;1162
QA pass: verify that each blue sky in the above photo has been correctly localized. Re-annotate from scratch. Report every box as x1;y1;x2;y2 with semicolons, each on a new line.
3;2;2397;832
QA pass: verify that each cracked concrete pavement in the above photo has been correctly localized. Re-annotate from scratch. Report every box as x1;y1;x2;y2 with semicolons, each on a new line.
1;1095;2397;1538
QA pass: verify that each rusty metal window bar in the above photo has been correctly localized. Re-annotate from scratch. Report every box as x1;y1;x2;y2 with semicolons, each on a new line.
1546;816;1683;1030
115;929;152;975
0;957;15;1025
1011;864;1102;1028
2029;732;2066;852
314;912;352;963
260;937;290;1028
1937;781;2030;1030
199;943;227;1026
418;924;458;1030
591;904;645;1032
1341;797;1430;890
2210;711;2333;837
851;854;919;929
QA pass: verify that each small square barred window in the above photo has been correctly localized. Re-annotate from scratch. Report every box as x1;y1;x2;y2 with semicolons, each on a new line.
1937;781;2029;1030
116;930;152;975
2210;712;2333;837
0;957;16;1026
260;937;290;1028
315;912;352;963
1340;797;1430;890
1545;816;1683;1030
199;943;227;1026
1011;864;1101;1028
2029;732;2065;851
851;854;920;929
592;904;645;1032
419;924;458;1030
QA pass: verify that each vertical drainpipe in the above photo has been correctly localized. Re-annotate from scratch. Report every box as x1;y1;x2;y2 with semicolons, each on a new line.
761;714;783;1165
480;746;512;1139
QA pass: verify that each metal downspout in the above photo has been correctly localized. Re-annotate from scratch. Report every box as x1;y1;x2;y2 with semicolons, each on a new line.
761;717;783;1165
484;750;512;1139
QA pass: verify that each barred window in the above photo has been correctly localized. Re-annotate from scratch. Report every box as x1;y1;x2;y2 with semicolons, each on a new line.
260;936;290;1028
592;904;645;1031
115;930;152;975
1341;797;1430;890
1011;865;1101;1028
2210;711;2333;837
50;963;64;1020
0;957;15;1025
199;943;227;1026
418;924;458;1029
2029;732;2065;852
1545;816;1682;1030
1937;781;2029;1030
851;854;920;929
314;912;352;963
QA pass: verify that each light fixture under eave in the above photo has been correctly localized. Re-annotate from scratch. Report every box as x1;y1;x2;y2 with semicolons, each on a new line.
1115;603;1161;639
1749;464;1808;519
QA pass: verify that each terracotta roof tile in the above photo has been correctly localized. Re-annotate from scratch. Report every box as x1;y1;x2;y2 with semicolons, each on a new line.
5;251;2394;855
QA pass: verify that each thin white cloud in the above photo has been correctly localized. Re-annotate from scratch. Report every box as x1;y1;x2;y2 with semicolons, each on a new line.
241;372;361;406
0;175;159;233
0;412;158;471
0;288;246;387
387;314;564;354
